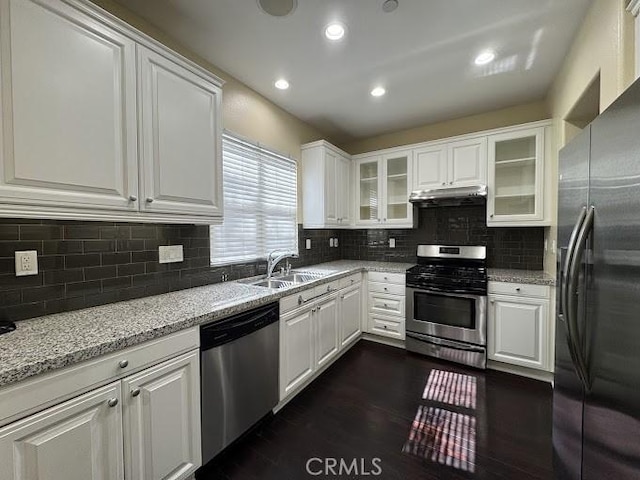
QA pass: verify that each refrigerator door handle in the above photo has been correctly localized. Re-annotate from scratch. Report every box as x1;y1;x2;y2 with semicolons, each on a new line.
561;206;587;319
565;205;595;391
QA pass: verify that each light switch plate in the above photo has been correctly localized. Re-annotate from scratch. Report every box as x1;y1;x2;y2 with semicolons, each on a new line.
15;250;38;276
306;239;311;250
159;245;184;264
389;238;396;248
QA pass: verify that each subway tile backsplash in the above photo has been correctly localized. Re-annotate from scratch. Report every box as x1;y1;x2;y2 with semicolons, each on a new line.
0;207;543;322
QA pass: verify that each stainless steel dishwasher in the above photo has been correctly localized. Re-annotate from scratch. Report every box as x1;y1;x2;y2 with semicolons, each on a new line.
200;302;279;464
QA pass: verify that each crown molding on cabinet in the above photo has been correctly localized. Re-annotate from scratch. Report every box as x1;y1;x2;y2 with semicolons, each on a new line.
628;0;640;16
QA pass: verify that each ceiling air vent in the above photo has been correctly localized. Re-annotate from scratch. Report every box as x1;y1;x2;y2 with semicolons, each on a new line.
257;0;297;17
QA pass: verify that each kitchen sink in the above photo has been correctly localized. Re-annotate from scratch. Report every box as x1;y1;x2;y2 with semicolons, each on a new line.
241;270;328;289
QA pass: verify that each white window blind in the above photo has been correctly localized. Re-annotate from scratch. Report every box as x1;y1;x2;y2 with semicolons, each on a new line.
211;133;298;266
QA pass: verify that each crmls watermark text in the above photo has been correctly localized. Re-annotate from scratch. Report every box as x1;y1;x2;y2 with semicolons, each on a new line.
305;457;383;476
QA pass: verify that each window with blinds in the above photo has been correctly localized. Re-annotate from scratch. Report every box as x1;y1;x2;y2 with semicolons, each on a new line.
210;133;298;266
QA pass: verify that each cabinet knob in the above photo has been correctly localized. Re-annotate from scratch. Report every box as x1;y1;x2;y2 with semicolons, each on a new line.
327;285;332;292
383;218;387;222
298;295;304;305
377;218;381;222
383;325;388;329
119;360;129;369
350;279;355;284
107;398;119;408
516;287;521;292
131;388;141;397
146;197;154;203
317;305;321;312
490;214;494;218
449;181;453;185
441;182;446;186
128;195;137;202
384;303;389;308
384;287;388;291
490;299;495;303
384;276;388;280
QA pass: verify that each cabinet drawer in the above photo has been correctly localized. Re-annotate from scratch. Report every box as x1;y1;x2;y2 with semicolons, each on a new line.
281;287;317;313
369;292;405;317
314;279;341;298
368;281;405;296
369;315;405;340
368;272;405;285
488;282;550;299
339;273;362;289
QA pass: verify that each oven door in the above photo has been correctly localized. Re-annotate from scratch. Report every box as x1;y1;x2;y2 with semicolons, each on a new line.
406;287;487;346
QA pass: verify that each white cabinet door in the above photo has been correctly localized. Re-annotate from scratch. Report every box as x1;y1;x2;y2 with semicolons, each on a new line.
488;295;549;370
413;145;448;190
280;307;315;400
121;351;201;480
0;0;139;211
315;295;340;369
323;150;338;225
487;127;546;225
138;46;222;218
340;284;362;348
382;151;413;226
336;155;351;225
355;156;383;226
0;382;124;480
448;137;487;187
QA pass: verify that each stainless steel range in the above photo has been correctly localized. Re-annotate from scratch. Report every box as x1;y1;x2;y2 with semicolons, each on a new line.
405;245;488;369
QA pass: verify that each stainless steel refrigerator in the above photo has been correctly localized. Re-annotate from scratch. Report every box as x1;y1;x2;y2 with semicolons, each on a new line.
554;78;640;479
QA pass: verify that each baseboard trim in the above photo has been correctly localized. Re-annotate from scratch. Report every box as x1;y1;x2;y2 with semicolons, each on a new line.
487;360;553;383
361;333;406;349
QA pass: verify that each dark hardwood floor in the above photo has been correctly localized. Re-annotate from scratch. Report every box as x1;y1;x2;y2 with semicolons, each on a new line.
196;340;553;480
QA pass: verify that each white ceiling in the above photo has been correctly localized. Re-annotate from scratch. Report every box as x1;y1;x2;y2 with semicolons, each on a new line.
114;0;592;143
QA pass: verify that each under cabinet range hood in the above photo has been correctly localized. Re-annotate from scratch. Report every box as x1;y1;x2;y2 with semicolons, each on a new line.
409;185;487;207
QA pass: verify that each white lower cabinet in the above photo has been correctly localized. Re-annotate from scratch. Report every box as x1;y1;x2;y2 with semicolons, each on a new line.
366;272;406;340
488;285;550;371
0;329;201;480
0;382;124;480
340;284;362;348
122;351;201;480
315;294;340;369
280;307;315;399
279;277;364;402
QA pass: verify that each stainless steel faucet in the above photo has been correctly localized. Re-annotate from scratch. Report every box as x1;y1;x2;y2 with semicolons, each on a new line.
267;250;299;278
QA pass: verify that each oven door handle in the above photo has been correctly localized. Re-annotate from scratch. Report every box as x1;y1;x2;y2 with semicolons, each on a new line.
406;332;486;353
406;286;484;299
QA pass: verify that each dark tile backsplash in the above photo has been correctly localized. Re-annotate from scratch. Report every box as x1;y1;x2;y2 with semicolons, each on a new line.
0;207;542;322
341;206;545;270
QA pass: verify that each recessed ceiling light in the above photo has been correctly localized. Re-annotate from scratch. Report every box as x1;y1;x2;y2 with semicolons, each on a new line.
474;50;496;66
370;86;386;97
324;23;345;41
275;79;290;90
257;0;297;17
382;0;399;13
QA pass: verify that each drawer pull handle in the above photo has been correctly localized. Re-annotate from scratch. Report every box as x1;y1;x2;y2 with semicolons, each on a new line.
146;197;154;203
107;398;119;408
384;303;389;308
383;325;388;329
298;295;304;305
119;360;129;369
128;195;137;202
384;287;388;291
131;388;141;397
350;279;355;284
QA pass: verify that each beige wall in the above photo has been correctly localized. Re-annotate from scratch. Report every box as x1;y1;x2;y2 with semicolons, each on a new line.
340;101;550;155
89;0;327;221
545;0;636;273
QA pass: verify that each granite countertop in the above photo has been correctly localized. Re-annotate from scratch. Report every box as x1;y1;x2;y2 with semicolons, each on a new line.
488;268;556;286
0;260;412;388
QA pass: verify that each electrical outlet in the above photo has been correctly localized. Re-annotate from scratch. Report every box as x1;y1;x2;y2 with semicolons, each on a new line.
329;238;334;247
15;250;38;277
389;238;396;248
306;239;311;250
334;237;339;247
159;245;184;264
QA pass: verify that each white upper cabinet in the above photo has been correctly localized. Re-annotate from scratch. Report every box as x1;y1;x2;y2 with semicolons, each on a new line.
413;145;448;190
138;46;222;218
487;126;548;226
302;140;351;228
0;0;223;224
0;0;139;212
448;137;487;187
412;138;486;191
355;150;413;228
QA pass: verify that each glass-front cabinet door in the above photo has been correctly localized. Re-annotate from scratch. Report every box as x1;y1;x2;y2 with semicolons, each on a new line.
382;151;413;225
487;127;546;225
356;157;381;225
